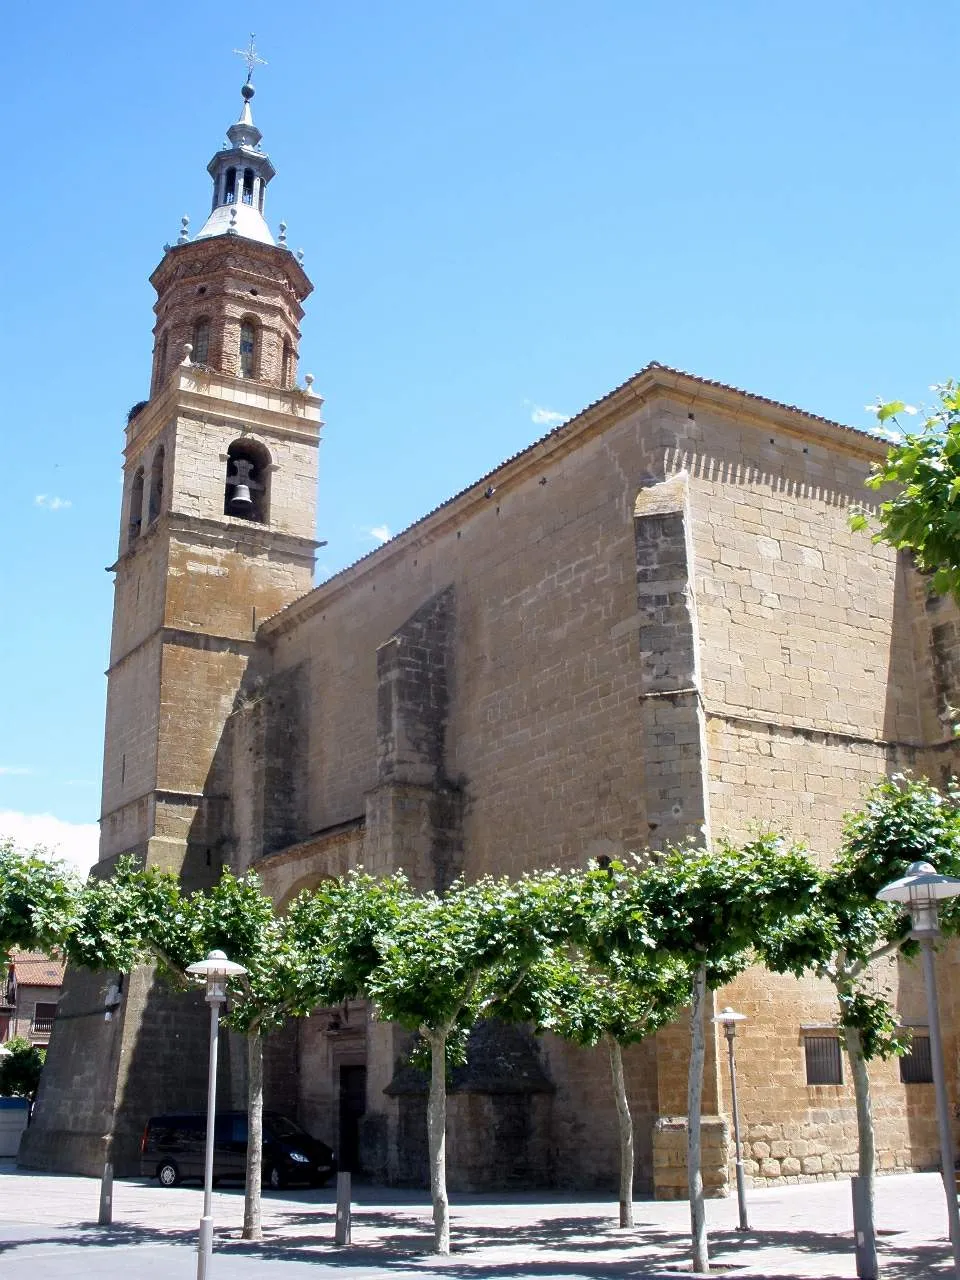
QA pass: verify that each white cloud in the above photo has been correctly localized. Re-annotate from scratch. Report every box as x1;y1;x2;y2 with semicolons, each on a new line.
0;766;31;777
527;402;567;427
35;495;72;511
0;811;99;875
368;524;392;544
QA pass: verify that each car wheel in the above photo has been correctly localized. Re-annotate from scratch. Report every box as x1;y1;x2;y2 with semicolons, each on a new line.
157;1161;180;1188
265;1164;284;1191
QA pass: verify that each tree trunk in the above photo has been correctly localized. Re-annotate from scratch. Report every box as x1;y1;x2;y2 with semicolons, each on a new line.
607;1035;634;1228
427;1030;450;1255
688;963;709;1274
845;1023;879;1277
243;1030;264;1242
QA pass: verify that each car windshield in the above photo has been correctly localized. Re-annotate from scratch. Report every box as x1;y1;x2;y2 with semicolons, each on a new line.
267;1115;309;1141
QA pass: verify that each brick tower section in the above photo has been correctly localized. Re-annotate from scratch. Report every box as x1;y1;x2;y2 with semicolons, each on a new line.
22;231;321;1175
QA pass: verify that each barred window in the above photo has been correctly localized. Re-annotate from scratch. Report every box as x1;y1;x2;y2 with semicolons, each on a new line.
805;1035;843;1085
224;167;237;204
900;1034;933;1084
242;167;255;206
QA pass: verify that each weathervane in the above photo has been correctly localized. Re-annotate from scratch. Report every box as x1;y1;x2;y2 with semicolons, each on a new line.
233;33;267;83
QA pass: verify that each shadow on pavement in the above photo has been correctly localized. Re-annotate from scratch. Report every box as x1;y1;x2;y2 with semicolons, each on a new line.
2;1213;954;1279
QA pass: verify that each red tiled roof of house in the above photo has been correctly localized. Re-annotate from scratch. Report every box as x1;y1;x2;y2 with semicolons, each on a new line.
9;952;65;987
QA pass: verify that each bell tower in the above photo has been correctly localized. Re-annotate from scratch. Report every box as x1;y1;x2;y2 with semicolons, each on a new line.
21;67;321;1175
101;74;320;877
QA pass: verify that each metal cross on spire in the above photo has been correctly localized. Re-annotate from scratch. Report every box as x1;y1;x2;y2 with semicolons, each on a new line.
233;33;267;83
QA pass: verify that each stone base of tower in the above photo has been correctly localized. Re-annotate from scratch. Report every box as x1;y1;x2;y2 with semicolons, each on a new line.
20;966;219;1177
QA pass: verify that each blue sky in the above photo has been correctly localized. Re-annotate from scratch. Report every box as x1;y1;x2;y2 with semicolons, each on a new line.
3;1;958;870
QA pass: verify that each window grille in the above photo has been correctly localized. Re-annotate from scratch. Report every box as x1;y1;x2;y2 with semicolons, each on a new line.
242;168;255;206
224;167;237;204
804;1035;843;1085
900;1034;933;1084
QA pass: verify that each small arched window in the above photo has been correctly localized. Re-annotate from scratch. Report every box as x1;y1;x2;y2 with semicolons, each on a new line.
153;331;168;393
239;320;257;379
224;439;270;523
192;317;210;367
148;447;165;524
242;168;255;206
224;167;237;204
128;468;145;546
282;340;294;389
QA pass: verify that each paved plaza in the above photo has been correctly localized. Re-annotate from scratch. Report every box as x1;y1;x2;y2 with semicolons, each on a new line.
0;1161;956;1278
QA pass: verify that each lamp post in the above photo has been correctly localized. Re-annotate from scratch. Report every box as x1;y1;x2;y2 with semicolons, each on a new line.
186;949;247;1280
713;1006;749;1231
878;860;960;1277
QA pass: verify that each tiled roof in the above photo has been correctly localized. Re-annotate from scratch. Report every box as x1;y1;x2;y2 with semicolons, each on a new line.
260;360;884;637
10;952;65;987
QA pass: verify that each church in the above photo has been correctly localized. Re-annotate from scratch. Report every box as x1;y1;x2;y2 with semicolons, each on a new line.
23;72;960;1196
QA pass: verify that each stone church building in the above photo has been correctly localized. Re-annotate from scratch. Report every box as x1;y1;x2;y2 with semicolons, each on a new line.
23;80;960;1196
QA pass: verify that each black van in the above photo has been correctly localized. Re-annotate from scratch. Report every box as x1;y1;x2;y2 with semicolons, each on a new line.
140;1111;336;1189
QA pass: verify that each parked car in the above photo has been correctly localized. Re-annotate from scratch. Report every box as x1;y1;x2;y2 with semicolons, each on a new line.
140;1110;336;1189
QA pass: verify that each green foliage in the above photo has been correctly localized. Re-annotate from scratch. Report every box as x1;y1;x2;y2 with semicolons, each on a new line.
286;871;413;1009
856;384;960;603
837;989;913;1062
519;947;691;1048
64;856;183;975
761;775;960;1060
184;871;327;1036
610;835;821;987
0;1036;45;1099
362;872;570;1060
0;839;80;956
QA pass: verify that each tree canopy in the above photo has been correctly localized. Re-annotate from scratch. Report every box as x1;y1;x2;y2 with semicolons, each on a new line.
0;840;80;957
853;383;960;603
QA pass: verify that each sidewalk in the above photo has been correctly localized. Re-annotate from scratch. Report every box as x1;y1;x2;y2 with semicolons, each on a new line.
0;1161;956;1277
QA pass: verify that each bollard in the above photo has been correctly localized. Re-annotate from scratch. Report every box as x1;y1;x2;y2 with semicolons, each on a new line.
851;1175;879;1280
98;1160;114;1227
334;1171;351;1246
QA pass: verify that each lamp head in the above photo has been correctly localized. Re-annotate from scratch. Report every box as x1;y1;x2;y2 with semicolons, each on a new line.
186;949;248;1004
712;1006;747;1039
877;861;960;938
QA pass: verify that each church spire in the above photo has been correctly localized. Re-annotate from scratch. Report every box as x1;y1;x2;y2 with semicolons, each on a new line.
195;38;276;246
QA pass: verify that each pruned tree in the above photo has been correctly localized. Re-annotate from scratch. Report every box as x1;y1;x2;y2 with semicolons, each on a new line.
359;871;569;1255
65;859;327;1243
607;836;819;1275
761;775;960;1277
515;942;690;1227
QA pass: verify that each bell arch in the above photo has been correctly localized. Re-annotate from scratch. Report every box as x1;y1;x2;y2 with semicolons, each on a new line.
127;467;145;546
147;446;165;524
224;437;271;523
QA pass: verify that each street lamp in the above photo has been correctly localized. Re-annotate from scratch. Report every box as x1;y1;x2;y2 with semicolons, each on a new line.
877;860;960;1277
186;949;247;1280
713;1006;749;1231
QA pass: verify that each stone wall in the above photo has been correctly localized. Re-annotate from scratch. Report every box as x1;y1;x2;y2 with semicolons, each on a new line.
248;380;957;1194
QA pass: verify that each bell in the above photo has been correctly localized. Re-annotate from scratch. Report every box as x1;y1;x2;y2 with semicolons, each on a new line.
229;483;253;513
